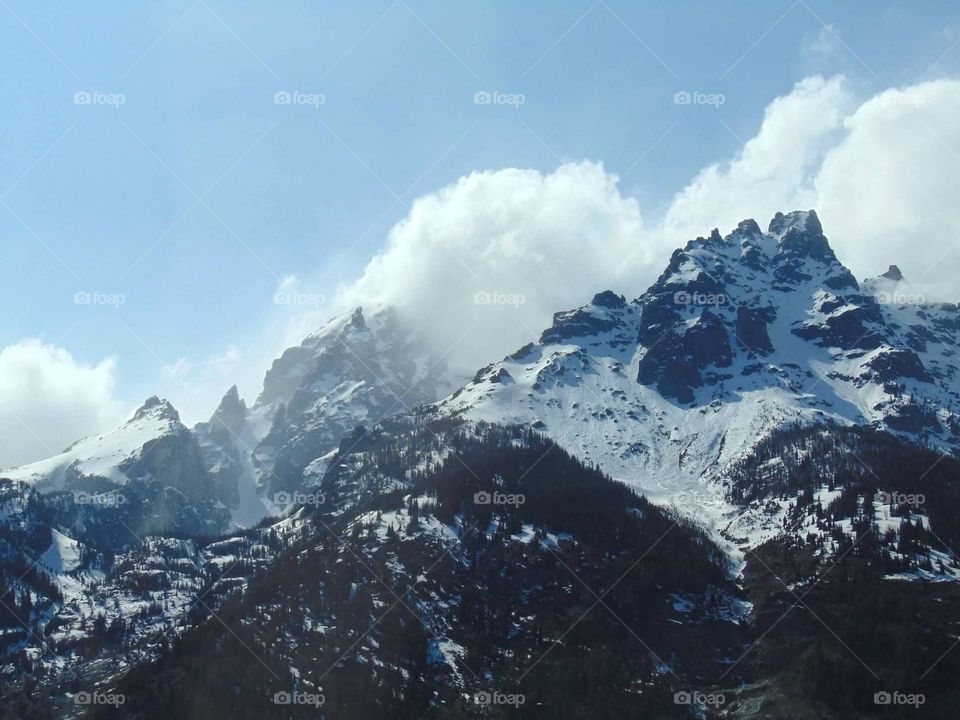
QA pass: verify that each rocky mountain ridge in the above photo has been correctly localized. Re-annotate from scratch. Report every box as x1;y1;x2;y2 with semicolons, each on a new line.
441;210;959;546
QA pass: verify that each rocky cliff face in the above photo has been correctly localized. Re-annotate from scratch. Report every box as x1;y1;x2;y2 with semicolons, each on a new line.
188;306;457;525
440;210;960;539
249;306;454;497
193;386;249;510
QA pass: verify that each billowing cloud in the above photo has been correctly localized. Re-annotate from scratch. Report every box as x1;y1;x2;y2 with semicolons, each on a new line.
336;161;649;371
662;75;960;296
0;340;122;469
810;80;960;293
11;76;960;455
660;75;854;245
315;75;960;386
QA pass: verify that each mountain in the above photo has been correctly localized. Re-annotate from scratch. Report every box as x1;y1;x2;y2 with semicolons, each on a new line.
78;418;960;720
84;420;746;720
0;481;80;646
2;397;228;548
722;423;960;718
4;397;204;495
251;306;456;496
192;386;270;528
193;305;458;528
440;210;960;548
0;503;309;719
4;209;960;718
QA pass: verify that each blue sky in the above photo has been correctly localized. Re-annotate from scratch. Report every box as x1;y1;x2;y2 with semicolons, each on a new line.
2;1;960;463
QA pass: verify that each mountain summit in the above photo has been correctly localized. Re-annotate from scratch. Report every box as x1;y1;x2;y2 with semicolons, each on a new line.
441;210;960;540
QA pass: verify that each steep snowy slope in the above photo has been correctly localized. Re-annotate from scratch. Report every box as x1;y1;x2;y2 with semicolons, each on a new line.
3;397;203;493
440;211;960;539
1;398;228;547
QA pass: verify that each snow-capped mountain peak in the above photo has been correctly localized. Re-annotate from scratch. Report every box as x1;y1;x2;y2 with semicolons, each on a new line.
439;210;960;545
3;396;189;491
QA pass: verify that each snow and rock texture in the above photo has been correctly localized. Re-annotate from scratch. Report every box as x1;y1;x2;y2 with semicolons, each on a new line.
242;306;456;501
92;421;745;719
1;398;228;548
0;499;309;713
190;307;457;528
4;306;457;535
440;211;960;543
3;397;215;503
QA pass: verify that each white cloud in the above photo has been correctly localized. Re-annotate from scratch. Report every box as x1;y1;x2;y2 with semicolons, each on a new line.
11;76;959;453
336;161;650;371
661;75;960;293
810;80;960;292
660;75;854;245
253;74;960;401
333;75;959;375
0;340;122;469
